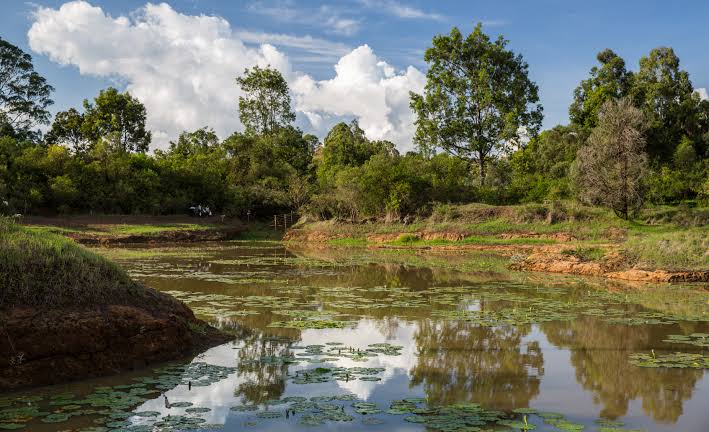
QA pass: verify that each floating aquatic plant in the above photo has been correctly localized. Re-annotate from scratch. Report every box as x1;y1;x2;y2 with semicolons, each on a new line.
629;352;709;369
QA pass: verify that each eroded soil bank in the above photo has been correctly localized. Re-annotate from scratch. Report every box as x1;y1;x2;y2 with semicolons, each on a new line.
0;288;231;391
22;215;244;245
285;226;709;283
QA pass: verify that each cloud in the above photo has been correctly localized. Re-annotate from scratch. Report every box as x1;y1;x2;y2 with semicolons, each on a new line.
696;87;708;101
292;45;425;151
236;30;351;62
359;0;444;21
28;1;424;151
248;1;361;36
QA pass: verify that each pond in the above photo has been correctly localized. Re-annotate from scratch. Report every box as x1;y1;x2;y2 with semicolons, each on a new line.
3;241;708;431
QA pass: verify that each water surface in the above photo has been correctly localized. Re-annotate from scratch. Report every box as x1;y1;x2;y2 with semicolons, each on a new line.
4;241;708;431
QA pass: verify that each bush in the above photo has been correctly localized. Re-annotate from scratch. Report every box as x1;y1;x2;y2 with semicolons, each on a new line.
430;202;460;223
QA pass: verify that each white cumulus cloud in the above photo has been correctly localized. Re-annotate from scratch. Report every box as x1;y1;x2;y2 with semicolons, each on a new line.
28;1;424;151
292;45;425;149
696;87;708;101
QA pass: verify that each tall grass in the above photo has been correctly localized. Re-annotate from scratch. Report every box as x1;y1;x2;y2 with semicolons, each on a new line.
623;227;709;271
0;218;145;308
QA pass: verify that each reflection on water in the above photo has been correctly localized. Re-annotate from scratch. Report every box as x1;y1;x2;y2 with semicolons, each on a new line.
4;241;708;431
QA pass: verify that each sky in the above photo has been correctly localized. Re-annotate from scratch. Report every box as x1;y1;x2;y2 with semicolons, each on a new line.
2;0;708;151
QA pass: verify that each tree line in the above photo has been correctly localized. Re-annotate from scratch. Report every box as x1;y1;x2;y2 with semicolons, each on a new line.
0;26;707;220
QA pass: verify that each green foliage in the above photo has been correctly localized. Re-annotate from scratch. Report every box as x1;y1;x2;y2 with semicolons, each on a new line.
236;65;295;135
44;108;88;153
0;37;54;133
81;87;151;153
510;125;588;201
569;49;632;129
632;47;697;162
410;23;543;185
316;120;396;184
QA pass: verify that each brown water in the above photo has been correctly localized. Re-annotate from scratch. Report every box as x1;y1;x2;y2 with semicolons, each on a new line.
4;241;708;431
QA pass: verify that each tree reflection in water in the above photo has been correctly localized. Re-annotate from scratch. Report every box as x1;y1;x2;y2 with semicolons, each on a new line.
542;317;704;422
410;320;543;409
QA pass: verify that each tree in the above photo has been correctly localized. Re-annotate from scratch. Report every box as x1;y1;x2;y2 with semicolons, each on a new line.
574;98;649;219
316;120;397;186
410;23;543;185
0;37;54;132
631;47;696;161
569;49;633;129
168;127;220;156
45;108;90;154
82;87;151;153
511;125;588;201
236;66;295;135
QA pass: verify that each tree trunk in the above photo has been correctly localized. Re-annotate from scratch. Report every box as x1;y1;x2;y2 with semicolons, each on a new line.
478;156;486;187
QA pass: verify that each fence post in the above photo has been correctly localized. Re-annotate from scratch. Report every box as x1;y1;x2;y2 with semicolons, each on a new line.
273;215;277;231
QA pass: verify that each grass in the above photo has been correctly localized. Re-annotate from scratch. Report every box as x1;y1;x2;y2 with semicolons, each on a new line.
385;234;555;247
292;203;709;273
623;226;709;271
0;218;148;308
561;247;606;262
27;222;219;237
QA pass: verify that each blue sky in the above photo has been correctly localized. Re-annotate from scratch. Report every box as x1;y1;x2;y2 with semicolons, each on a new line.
2;1;708;149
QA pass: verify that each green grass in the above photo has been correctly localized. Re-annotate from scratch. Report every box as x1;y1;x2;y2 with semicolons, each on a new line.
623;226;709;271
385;234;555;247
291;203;709;272
27;222;219;237
561;247;606;262
327;238;368;247
0;218;148;308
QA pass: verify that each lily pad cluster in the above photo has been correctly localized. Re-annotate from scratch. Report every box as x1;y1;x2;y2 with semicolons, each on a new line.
291;366;385;384
662;333;709;347
0;361;235;431
629;352;709;369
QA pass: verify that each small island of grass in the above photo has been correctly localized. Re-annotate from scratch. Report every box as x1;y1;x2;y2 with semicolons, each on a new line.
0;218;230;390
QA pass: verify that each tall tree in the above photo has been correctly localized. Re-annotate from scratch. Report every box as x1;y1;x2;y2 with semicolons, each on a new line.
0;38;54;133
631;47;696;161
82;87;151;153
569;49;633;129
45;108;90;154
236;66;295;135
574;98;649;219
410;23;543;185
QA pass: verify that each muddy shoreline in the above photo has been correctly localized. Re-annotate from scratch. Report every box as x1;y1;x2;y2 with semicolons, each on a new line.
285;227;709;283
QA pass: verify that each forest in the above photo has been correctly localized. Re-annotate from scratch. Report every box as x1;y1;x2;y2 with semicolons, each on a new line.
1;24;708;221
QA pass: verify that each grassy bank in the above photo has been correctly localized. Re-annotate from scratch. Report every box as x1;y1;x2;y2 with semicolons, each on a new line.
288;203;709;274
0;218;146;308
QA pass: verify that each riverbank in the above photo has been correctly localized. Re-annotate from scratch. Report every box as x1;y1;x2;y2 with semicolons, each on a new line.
21;215;244;245
285;203;709;283
0;219;230;390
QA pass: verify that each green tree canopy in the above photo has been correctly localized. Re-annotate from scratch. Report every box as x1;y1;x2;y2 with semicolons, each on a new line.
45;108;90;154
410;23;543;185
569;49;633;129
82;87;151;153
0;37;54;133
236;65;295;135
168;127;220;156
317;120;397;184
631;47;697;161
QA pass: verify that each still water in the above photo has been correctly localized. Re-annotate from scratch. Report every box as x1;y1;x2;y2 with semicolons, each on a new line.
4;241;708;431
